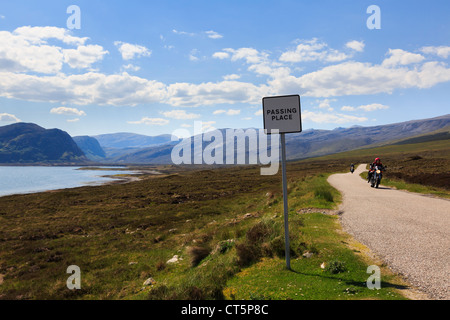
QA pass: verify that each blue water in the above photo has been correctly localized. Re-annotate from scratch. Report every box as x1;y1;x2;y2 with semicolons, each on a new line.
0;166;130;197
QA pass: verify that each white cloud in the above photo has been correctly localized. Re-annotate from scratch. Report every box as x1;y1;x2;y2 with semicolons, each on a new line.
1;27;450;111
226;109;241;115
128;117;169;126
172;29;195;36
0;26;101;74
225;47;269;64
166;80;268;107
219;47;291;79
357;103;389;112
63;45;108;69
213;109;241;115
279;38;350;63
303;110;368;124
114;41;151;60
122;64;141;72
0;71;168;106
161;109;200;119
346;40;365;52
212;52;230;59
50;106;86;116
205;30;223;39
201;121;216;132
341;106;356;112
420;46;450;59
67;118;80;122
0;113;20;122
223;74;241;80
276;59;450;98
13;26;88;46
0;30;63;74
341;103;389;112
189;49;200;61
316;99;336;111
382;49;425;67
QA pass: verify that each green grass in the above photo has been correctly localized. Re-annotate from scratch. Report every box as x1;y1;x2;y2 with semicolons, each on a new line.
224;213;406;300
289;174;341;209
359;170;450;199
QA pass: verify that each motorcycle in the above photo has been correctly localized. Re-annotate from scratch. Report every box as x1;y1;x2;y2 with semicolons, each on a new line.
370;165;384;188
350;165;355;174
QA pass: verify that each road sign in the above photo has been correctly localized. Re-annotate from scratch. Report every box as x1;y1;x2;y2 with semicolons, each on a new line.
263;94;302;134
262;94;302;271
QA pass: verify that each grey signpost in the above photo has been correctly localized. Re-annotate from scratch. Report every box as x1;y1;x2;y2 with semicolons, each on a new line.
262;94;302;270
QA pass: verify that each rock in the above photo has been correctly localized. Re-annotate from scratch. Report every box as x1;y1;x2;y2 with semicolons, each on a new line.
167;255;182;264
143;277;156;286
128;262;138;265
302;251;314;259
320;262;326;269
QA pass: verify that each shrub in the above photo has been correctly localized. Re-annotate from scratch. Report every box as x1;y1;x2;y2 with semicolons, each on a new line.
325;260;347;274
186;286;204;300
187;246;211;267
235;242;260;267
217;240;234;254
155;260;166;271
270;236;286;258
148;284;171;300
246;221;272;244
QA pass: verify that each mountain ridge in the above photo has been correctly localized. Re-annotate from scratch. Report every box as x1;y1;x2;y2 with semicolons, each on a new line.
1;114;448;165
0;123;87;164
106;114;450;164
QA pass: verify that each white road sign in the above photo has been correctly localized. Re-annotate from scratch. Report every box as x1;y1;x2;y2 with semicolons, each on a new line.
263;94;302;134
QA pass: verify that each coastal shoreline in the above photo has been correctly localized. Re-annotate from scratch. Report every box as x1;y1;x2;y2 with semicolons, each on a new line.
0;167;160;199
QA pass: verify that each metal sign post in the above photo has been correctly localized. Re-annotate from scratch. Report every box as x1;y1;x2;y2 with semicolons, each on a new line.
262;94;302;271
280;133;290;270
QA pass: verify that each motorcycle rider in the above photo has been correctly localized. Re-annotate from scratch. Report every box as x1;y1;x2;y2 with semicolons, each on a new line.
350;163;355;174
367;157;384;182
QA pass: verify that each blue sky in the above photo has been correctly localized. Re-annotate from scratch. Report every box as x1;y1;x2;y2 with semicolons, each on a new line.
0;0;449;137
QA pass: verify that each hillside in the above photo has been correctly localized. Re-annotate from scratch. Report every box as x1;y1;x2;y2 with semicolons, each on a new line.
284;114;450;160
94;132;174;149
73;136;106;161
0;123;87;164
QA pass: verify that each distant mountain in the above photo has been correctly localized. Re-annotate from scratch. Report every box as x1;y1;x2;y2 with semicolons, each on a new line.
284;114;450;159
112;144;174;164
107;114;450;164
73;136;106;161
94;132;174;149
0;123;87;163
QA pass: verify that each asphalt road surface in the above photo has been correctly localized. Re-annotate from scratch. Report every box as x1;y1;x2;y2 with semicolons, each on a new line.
328;164;449;300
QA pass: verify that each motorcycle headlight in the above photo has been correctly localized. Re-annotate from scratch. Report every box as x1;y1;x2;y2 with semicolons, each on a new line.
376;170;381;174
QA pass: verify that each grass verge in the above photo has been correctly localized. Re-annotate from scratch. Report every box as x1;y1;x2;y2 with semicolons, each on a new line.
359;171;450;199
223;174;408;300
